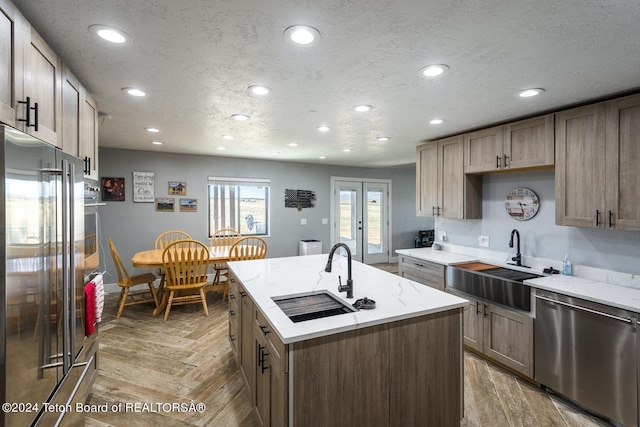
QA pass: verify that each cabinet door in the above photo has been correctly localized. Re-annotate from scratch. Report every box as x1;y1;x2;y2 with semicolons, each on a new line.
484;304;533;378
416;141;438;216
255;330;288;427
240;285;255;399
0;0;24;126
463;126;504;173
447;289;483;352
80;91;99;179
504;114;554;170
555;103;606;227
61;66;80;156
606;94;640;230
23;26;61;147
439;135;464;219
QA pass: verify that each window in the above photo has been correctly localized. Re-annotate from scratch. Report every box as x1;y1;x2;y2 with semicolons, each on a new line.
208;177;270;236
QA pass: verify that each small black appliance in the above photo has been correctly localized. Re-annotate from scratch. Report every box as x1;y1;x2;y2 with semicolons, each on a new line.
414;230;435;248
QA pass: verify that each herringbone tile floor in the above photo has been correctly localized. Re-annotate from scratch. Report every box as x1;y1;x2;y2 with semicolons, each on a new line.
85;281;611;427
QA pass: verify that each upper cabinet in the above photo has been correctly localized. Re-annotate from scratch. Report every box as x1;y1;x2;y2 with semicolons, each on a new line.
0;0;98;176
80;91;98;180
416;135;482;219
464;115;554;174
556;94;640;230
0;0;24;127
21;26;62;147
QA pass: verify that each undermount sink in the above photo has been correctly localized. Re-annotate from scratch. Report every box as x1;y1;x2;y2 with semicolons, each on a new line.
272;291;356;323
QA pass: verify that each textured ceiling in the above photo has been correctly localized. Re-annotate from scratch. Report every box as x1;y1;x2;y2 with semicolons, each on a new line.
11;0;640;167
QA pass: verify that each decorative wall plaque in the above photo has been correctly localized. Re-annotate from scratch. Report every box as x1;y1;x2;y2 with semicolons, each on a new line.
133;171;154;202
285;189;316;210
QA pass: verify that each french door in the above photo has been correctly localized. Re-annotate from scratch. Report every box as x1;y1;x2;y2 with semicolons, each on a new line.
331;178;390;264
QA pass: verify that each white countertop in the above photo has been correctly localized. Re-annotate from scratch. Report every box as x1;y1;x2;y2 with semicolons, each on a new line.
396;246;640;313
227;254;468;344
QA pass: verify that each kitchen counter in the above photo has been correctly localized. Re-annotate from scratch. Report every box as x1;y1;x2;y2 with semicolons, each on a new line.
396;246;640;313
227;253;468;344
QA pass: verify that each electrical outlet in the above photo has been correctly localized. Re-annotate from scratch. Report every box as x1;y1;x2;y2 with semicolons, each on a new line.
438;230;447;241
300;218;307;225
322;218;328;225
478;235;489;247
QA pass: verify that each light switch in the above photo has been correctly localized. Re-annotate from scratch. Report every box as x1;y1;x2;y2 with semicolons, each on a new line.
322;218;328;225
300;218;307;225
478;235;489;247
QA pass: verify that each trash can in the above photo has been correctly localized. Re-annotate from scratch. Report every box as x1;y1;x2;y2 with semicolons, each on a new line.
299;240;322;256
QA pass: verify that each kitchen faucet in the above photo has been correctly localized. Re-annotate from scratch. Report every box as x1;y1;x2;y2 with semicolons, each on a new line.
325;243;354;298
508;229;523;267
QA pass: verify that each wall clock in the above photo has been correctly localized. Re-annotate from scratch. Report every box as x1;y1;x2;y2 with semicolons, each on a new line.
505;187;540;221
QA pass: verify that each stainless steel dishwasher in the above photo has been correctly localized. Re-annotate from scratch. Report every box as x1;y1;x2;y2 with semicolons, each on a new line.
534;290;637;427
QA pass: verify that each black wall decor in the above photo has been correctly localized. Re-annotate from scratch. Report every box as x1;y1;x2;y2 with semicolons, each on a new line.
285;189;316;209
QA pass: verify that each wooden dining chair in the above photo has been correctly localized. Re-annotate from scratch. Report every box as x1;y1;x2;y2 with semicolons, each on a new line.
154;230;192;295
209;228;242;295
108;237;159;319
217;236;268;300
161;239;211;321
84;233;97;255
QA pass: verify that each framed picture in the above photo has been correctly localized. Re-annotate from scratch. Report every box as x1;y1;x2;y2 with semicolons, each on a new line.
168;181;187;195
155;198;175;212
133;171;154;202
180;198;197;212
101;177;125;201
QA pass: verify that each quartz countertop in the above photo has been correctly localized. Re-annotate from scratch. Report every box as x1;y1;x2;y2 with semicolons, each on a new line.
227;254;468;344
396;246;640;313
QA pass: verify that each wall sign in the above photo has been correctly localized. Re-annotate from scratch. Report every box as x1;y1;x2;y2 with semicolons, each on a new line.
133;171;154;202
505;187;540;221
285;189;316;210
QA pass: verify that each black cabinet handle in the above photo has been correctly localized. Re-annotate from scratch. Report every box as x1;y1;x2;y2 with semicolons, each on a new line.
476;301;480;315
596;210;600;226
436;206;441;216
83;156;91;175
483;304;488;318
259;325;270;336
18;97;32;128
609;210;614;228
32;101;39;131
239;291;246;297
503;154;508;168
229;294;235;300
432;206;436;216
229;310;235;316
496;155;500;168
258;344;269;373
229;334;235;342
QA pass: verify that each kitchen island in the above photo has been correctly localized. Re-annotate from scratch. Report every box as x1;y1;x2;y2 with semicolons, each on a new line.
227;254;467;427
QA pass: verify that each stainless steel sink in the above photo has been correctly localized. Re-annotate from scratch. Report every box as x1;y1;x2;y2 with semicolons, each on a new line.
446;262;544;312
272;291;356;323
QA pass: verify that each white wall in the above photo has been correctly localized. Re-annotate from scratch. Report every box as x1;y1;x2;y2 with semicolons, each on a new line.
96;148;434;283
436;169;640;275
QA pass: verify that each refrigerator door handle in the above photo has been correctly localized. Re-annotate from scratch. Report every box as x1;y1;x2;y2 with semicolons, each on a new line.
60;159;77;374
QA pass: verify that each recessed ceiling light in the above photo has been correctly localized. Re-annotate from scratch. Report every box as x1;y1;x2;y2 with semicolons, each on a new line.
122;87;146;97
288;142;299;147
145;127;159;133
376;136;390;142
317;126;331;132
222;135;234;140
518;88;545;98
88;25;131;45
343;148;352;152
231;114;250;121
272;152;281;155
430;118;445;125
318;156;327;159
217;146;226;150
151;141;162;145
420;64;449;78
354;105;373;112
284;25;320;45
249;85;271;95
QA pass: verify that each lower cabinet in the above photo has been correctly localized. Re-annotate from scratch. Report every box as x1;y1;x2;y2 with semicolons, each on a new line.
448;288;534;378
398;254;445;291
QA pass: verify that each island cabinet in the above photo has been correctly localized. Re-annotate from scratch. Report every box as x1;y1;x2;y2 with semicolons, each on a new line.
556;93;640;230
416;135;482;219
398;254;445;291
463;114;554;174
230;272;463;427
447;288;533;378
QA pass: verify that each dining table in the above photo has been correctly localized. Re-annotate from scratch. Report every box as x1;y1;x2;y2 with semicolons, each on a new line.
130;245;231;317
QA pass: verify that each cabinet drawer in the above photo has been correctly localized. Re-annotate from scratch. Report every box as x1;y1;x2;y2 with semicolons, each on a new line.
401;270;444;291
399;256;444;278
255;310;288;373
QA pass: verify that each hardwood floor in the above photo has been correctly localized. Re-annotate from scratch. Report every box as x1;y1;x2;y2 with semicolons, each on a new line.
86;287;612;427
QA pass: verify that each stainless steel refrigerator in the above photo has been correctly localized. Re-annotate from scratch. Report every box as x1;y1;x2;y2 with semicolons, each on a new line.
1;125;98;426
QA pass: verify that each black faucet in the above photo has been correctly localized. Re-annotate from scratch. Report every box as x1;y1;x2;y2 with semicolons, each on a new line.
508;229;522;266
325;243;353;298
